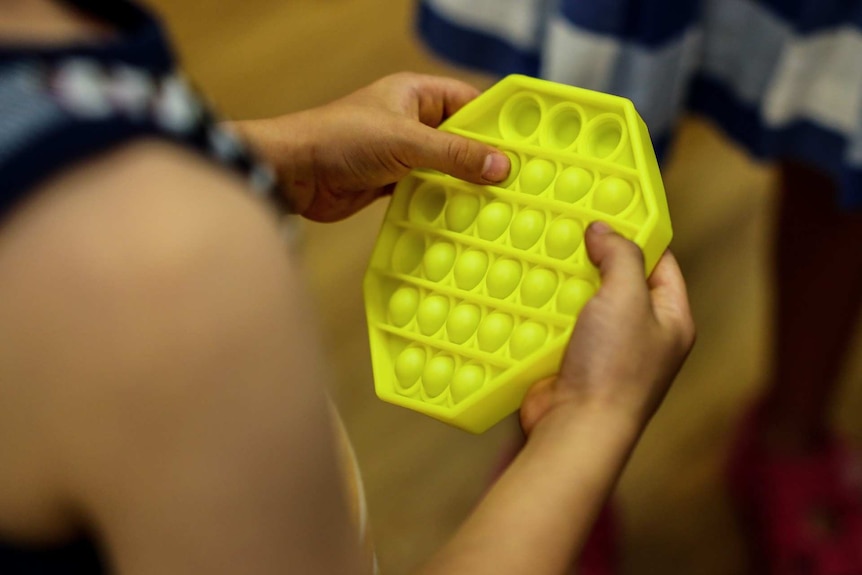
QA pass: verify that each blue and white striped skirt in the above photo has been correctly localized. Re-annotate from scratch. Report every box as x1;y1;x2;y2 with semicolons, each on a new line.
417;0;862;208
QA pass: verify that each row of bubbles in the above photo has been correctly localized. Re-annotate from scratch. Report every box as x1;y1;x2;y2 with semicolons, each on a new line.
407;177;637;257
501;156;638;217
387;279;594;354
406;191;590;262
498;94;629;162
394;347;487;404
388;234;597;312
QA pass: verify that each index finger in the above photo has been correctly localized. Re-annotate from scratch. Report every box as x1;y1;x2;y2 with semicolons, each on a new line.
404;74;484;127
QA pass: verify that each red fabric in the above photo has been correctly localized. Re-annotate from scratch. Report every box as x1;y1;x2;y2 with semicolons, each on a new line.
728;409;862;574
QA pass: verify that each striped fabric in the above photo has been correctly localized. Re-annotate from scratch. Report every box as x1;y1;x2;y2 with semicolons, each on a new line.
417;0;862;209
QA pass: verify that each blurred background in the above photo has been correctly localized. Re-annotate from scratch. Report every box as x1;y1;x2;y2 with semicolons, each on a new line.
146;1;862;573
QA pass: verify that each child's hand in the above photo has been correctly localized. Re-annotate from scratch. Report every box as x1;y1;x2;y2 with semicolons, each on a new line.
520;222;696;436
234;73;510;222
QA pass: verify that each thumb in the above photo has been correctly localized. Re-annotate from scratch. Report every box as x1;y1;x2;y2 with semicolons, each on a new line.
402;123;511;184
585;222;648;303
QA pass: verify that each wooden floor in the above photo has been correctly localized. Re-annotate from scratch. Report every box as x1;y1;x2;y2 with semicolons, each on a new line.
148;1;862;573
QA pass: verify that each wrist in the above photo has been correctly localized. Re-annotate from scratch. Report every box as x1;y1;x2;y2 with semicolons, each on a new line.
227;116;314;214
526;396;644;458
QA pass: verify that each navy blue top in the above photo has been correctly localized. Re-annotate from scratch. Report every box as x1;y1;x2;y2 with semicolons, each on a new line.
0;0;284;221
0;2;283;573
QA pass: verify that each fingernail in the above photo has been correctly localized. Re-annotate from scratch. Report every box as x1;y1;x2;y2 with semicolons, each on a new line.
589;221;613;235
482;152;510;182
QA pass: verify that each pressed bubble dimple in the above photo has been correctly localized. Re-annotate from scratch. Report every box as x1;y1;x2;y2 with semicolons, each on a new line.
544;104;583;149
593;177;634;215
557;278;597;316
509;321;548;360
500;94;542;141
582;115;624;159
416;295;449;336
394;346;425;389
447;303;481;344
423;242;456;282
408;185;446;223
546;218;584;259
477;202;513;241
477;312;514;352
422;355;455;397
486;259;522;299
391;231;425;274
388;286;420;327
454;250;489;291
445;193;481;232
510;209;546;250
519;158;556;195
520;268;558;308
554;167;593;203
451;365;485;403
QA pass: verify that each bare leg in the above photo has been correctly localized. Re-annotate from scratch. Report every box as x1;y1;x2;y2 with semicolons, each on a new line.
760;161;862;451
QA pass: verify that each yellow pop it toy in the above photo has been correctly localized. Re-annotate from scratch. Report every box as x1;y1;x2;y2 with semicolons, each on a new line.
363;75;672;433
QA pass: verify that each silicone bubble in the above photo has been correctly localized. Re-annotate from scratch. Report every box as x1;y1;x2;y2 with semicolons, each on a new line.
557;278;596;315
499;93;542;141
395;346;425;389
554;167;593;203
510;209;546;250
542;103;583;150
477;312;514;352
454;250;489;291
593;177;634;215
582;115;625;159
416;295;449;335
545;218;584;259
509;321;548;360
423;355;455;397
445;193;481;232
451;365;485;403
486;259;522;299
391;231;425;274
477;202;513;241
408;184;446;223
423;242;456;282
520;268;558;308
519;158;556;195
388;286;420;327
447;303;481;344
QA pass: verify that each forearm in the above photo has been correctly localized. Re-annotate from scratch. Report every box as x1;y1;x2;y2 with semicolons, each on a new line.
420;404;642;575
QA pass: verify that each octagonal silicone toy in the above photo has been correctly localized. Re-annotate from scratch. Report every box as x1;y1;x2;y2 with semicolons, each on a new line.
363;74;672;433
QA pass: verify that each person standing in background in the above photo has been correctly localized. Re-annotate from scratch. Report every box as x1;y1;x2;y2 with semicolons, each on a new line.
415;1;862;573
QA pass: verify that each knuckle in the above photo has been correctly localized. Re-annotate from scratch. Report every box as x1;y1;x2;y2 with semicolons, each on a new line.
446;138;473;168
